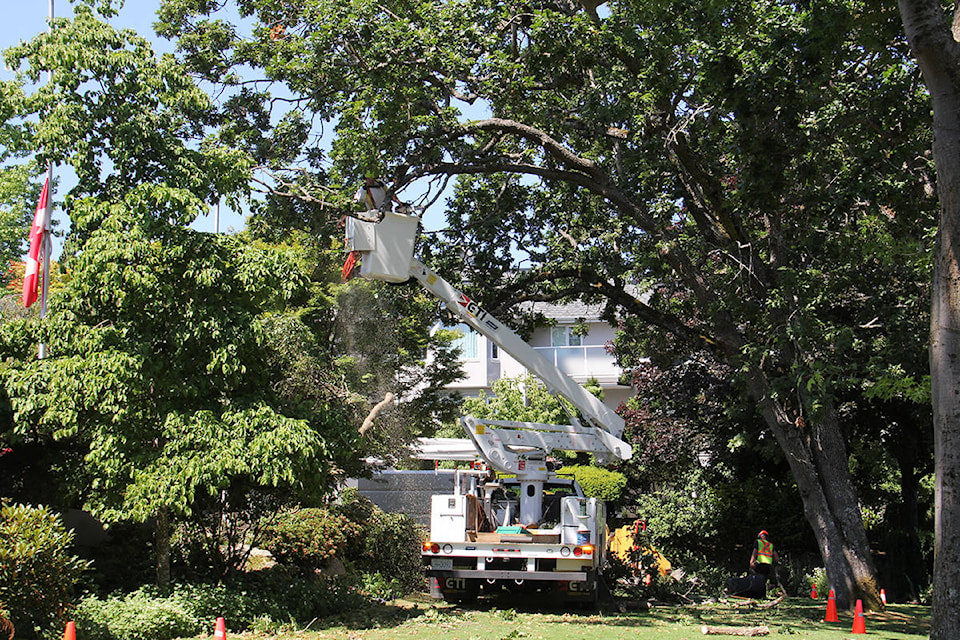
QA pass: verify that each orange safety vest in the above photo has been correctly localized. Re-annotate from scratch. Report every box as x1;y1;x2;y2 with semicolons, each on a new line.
756;539;775;564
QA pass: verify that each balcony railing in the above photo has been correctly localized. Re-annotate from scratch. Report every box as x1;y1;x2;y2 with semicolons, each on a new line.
529;345;623;383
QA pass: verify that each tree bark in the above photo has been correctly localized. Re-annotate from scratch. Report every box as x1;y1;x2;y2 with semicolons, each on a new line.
156;507;171;586
897;0;960;636
743;371;880;610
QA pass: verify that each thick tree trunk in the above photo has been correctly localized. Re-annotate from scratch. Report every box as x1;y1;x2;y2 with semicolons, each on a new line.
744;371;880;610
897;0;960;637
156;507;171;586
892;419;927;601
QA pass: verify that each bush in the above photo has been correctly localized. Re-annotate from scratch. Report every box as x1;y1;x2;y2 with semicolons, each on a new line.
74;590;201;640
73;575;369;640
333;490;425;597
0;503;90;639
557;465;627;503
260;507;358;573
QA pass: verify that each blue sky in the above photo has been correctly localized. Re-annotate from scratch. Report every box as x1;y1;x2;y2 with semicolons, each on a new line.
4;1;452;260
3;2;247;255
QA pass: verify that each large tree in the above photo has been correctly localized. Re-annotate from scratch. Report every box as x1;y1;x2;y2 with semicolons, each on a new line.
147;0;936;608
896;0;960;636
0;7;354;583
0;6;468;586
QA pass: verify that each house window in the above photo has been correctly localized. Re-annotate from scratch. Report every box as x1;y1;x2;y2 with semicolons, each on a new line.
491;342;499;359
551;326;583;347
451;323;479;360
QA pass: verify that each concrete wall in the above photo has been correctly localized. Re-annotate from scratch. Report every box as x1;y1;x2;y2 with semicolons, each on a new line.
354;470;459;526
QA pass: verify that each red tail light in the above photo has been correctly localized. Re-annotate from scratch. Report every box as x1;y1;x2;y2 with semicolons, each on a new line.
573;544;594;557
422;541;440;554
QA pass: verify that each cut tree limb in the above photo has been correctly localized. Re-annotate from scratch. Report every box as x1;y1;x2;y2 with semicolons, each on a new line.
359;392;395;436
701;625;770;636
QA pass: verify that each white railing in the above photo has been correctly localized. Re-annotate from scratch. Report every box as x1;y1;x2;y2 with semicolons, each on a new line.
498;345;624;383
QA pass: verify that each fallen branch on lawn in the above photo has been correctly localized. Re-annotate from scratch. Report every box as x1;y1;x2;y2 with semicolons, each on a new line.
756;594;785;609
701;625;770;636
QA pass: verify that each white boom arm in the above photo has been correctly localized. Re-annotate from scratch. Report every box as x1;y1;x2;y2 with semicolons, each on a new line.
346;212;632;518
408;258;629;454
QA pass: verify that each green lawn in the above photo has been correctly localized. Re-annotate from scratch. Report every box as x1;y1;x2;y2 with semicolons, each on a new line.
251;594;930;640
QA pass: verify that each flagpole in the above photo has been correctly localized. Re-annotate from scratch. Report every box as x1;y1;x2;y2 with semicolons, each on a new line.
38;0;54;359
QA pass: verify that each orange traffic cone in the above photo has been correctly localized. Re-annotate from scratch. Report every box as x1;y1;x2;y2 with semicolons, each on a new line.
63;621;76;640
824;589;839;622
880;588;887;605
810;583;818;599
852;599;866;634
214;618;226;640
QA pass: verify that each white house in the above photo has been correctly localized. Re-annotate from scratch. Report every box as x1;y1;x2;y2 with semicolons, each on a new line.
443;299;634;411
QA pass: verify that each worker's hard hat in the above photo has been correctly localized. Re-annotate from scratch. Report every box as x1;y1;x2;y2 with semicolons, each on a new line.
758;530;769;537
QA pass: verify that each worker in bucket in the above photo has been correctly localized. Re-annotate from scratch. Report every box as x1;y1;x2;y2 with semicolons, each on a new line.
353;175;409;218
749;530;780;579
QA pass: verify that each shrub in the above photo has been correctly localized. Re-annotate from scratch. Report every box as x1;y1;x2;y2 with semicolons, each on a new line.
235;565;366;622
73;575;369;640
557;465;627;503
74;590;200;640
0;503;90;639
259;507;357;573
334;490;425;596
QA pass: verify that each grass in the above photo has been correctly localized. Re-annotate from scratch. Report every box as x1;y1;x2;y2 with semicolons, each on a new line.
233;592;930;640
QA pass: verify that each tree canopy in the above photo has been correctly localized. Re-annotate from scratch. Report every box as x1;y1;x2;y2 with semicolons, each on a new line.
0;4;462;582
0;0;944;612
137;0;937;608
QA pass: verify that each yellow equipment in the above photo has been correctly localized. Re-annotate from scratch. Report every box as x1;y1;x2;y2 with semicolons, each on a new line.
609;520;671;578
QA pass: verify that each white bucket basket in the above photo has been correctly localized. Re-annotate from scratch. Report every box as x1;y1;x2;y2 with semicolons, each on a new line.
346;212;420;283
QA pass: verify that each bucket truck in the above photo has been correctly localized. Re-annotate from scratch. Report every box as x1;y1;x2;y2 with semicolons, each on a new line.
344;211;632;605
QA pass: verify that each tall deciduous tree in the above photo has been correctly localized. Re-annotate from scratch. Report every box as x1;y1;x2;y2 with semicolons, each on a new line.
0;7;363;583
148;0;937;608
896;0;960;636
0;188;359;583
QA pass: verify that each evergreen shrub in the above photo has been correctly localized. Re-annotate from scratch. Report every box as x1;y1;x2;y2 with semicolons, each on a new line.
557;465;627;503
260;507;357;573
334;490;425;596
0;503;89;639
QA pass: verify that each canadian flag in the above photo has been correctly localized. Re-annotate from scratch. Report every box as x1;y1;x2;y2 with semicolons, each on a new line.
22;177;50;308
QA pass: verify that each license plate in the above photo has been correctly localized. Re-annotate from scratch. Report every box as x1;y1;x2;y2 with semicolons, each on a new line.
431;558;453;570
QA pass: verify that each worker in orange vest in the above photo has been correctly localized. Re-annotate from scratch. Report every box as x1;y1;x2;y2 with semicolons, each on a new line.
750;530;780;579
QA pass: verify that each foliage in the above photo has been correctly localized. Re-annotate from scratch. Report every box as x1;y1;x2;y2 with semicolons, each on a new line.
153;0;932;606
461;374;576;426
74;589;201;640
72;575;368;640
0;165;45;289
1;5;466;587
455;374;589;464
0;0;936;608
0;188;359;585
555;465;626;504
2;5;250;210
618;355;803;555
260;507;356;573
0;503;90;639
333;489;425;595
